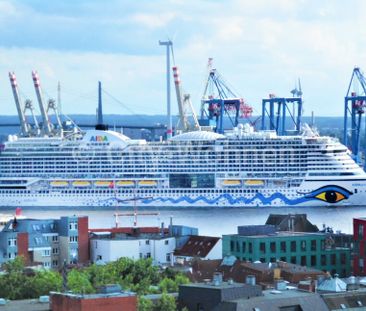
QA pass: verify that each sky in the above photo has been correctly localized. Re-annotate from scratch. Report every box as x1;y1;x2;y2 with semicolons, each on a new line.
0;0;365;117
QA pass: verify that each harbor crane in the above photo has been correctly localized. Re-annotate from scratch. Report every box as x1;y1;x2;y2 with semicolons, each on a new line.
260;79;303;136
172;66;200;132
9;72;39;137
343;67;366;168
200;58;253;134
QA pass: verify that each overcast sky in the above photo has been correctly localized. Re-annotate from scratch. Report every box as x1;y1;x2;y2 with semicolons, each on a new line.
0;0;365;117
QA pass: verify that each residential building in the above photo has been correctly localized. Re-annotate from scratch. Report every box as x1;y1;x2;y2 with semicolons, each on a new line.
0;216;89;269
223;225;351;277
265;213;319;232
90;227;176;265
353;217;366;275
174;235;221;264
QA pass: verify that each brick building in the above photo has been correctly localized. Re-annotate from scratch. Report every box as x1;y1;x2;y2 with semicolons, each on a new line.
353;217;366;275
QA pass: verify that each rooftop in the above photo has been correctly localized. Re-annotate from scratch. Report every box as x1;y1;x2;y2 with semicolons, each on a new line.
174;235;220;258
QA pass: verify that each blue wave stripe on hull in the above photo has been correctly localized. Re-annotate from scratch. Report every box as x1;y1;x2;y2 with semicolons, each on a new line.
99;192;312;206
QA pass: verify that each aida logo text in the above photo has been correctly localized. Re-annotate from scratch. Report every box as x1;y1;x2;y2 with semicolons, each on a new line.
90;136;108;142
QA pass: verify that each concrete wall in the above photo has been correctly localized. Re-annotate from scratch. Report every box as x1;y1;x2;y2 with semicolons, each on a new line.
90;239;140;263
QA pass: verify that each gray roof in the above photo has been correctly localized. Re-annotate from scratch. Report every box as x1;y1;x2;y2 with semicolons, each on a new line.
317;276;347;292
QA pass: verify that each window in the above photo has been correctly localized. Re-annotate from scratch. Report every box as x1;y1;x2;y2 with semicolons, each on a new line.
42;249;51;257
260;242;266;253
69;221;78;231
249;242;253;254
260;258;265;263
280;241;286;252
301;240;306;251
52;260;58;267
52;248;59;255
359;224;364;238
311;240;316;251
321;254;326;266
311;255;316;266
7;238;16;247
230;240;235;252
291;241;296;252
330;254;336;265
242;242;246;252
270;257;276;263
69;236;78;243
52;236;59;242
97;255;102;260
146;252;151;258
166;253;171;262
165;240;169;245
301;256;306;266
270;242;276;253
146;240;150;245
340;253;346;265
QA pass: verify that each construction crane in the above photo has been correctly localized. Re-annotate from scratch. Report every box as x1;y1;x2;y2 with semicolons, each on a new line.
343;67;366;168
199;58;252;133
172;66;200;133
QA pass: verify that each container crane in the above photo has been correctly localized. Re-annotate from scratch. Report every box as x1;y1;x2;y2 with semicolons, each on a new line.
199;58;252;133
343;67;366;168
172;66;200;132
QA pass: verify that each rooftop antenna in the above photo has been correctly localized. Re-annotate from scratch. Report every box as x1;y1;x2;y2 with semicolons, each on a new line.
159;39;173;139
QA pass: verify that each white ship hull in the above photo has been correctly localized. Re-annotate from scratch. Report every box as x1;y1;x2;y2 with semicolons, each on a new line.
1;179;365;208
1;128;366;209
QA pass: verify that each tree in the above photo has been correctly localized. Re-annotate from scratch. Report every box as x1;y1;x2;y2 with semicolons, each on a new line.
67;269;95;294
0;256;28;299
30;270;62;297
138;296;154;311
155;293;177;311
159;277;177;293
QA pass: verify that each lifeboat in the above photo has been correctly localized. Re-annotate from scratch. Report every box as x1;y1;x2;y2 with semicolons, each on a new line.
116;180;135;187
222;180;241;186
244;180;264;186
50;181;68;187
139;180;157;187
72;181;91;187
95;181;113;187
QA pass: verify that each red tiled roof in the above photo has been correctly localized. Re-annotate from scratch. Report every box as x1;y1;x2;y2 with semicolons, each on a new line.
174;235;220;258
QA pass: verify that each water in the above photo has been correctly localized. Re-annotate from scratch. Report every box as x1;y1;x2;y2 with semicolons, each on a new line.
5;205;366;236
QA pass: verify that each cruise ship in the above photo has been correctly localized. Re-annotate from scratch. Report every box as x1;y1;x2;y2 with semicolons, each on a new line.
1;122;366;208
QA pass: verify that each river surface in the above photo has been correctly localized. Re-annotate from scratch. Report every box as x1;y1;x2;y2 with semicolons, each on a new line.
4;205;365;236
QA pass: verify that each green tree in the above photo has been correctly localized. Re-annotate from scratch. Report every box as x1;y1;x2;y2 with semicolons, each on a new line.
138;296;154;311
155;293;177;311
0;256;28;299
159;277;177;293
67;269;95;294
30;270;63;297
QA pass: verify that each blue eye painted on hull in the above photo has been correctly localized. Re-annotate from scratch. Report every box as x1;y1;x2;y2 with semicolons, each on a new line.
301;185;352;204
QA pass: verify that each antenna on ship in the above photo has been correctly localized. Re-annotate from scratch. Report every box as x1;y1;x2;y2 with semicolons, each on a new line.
95;81;108;131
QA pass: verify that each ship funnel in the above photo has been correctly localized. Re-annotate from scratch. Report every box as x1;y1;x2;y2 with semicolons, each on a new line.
95;81;108;131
